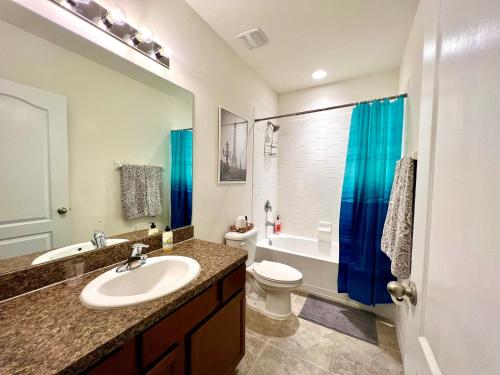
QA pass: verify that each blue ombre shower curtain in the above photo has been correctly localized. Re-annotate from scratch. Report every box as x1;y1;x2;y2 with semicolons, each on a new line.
338;97;404;305
170;129;192;229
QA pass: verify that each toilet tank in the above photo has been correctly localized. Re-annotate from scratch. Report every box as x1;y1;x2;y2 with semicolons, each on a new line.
224;228;259;266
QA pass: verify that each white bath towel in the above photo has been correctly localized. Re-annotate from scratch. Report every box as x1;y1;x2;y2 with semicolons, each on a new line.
121;164;163;219
381;157;416;279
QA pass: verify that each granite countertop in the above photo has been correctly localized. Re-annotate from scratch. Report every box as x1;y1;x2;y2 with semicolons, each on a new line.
0;239;247;374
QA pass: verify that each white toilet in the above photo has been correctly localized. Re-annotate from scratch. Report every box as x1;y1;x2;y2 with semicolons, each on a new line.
225;228;303;320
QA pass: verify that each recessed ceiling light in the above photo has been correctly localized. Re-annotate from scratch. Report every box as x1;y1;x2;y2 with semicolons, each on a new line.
312;69;327;80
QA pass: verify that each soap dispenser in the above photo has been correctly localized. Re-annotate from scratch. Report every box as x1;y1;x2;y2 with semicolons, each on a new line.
162;226;173;252
275;215;281;234
148;222;159;236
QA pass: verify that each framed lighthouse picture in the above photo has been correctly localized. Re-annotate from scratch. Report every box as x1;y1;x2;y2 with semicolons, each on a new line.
218;106;248;183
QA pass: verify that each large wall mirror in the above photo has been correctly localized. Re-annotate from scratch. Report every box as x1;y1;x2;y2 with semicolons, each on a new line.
0;15;193;274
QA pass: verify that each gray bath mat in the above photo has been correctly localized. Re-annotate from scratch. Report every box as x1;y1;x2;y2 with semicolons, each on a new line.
298;295;378;345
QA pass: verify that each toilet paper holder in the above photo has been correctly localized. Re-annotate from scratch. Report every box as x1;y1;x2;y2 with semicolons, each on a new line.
387;280;417;305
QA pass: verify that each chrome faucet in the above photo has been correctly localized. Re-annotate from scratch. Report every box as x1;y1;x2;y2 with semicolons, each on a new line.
91;230;107;249
116;243;149;273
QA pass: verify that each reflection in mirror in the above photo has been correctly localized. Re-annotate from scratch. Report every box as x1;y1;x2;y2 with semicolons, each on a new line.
0;19;193;273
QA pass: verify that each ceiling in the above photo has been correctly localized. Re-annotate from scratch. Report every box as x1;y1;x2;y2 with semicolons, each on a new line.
185;0;419;93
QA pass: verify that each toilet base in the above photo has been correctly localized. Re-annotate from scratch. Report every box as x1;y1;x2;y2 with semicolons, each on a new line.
246;292;292;320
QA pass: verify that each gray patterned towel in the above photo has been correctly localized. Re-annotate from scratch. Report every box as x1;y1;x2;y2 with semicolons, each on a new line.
121;164;163;219
145;166;163;217
381;157;416;279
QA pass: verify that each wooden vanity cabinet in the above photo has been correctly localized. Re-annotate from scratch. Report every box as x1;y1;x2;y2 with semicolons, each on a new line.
85;265;246;375
190;291;245;375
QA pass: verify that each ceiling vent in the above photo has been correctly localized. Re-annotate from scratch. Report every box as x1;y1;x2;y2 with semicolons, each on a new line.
236;28;269;50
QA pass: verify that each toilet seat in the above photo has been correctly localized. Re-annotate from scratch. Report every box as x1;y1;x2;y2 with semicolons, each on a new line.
253;261;302;284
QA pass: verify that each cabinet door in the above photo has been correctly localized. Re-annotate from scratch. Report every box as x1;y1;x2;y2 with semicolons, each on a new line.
86;338;138;375
146;345;183;375
190;292;245;375
141;285;218;368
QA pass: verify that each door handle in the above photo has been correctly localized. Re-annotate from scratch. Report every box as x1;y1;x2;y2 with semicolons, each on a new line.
57;207;68;215
387;280;417;305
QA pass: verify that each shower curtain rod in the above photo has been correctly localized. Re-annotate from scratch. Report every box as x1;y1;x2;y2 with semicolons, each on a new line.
254;93;407;123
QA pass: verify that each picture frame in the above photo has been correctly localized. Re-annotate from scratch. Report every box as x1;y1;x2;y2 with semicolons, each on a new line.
218;106;248;184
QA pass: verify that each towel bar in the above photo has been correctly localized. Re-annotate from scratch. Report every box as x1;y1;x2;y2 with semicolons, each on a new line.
114;161;164;171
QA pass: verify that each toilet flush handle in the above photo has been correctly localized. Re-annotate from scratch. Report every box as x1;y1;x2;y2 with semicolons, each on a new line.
240;241;247;249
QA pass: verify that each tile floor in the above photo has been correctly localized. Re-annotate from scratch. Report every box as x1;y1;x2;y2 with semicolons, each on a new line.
235;293;404;375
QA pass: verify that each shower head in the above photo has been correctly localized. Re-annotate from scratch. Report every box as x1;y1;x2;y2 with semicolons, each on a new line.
267;121;280;132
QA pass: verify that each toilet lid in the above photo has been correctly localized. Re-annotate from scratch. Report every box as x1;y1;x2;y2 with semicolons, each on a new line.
254;261;302;283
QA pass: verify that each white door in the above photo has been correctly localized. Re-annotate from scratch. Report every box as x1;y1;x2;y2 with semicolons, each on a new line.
403;0;500;374
0;79;69;260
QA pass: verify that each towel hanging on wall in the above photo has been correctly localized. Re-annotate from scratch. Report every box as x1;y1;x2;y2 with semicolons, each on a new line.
381;157;416;279
120;164;163;219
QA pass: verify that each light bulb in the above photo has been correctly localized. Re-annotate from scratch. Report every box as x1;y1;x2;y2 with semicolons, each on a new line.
103;5;127;27
312;69;327;80
156;45;173;58
134;27;154;44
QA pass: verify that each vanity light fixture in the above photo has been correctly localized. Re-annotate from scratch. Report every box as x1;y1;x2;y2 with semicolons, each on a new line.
50;0;172;69
66;0;92;5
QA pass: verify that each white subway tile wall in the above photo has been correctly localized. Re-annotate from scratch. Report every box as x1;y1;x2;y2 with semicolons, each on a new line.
277;108;351;241
252;122;279;240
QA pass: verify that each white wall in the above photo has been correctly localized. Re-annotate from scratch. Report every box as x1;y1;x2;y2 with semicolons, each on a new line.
0;19;193;244
393;3;425;363
276;70;400;240
398;5;424;156
279;70;401;115
103;0;278;243
275;109;350;240
252;121;279;240
6;0;278;243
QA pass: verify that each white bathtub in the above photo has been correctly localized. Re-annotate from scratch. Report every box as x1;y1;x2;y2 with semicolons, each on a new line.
256;233;395;320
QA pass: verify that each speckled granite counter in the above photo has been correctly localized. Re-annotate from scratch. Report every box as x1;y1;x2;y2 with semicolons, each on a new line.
0;239;247;374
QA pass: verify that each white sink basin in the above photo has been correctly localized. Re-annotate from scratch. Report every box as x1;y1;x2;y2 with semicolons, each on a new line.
31;239;129;265
80;256;201;308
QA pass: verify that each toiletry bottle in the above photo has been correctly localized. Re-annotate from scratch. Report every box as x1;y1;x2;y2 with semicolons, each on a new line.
148;222;159;236
162;226;173;252
275;215;281;234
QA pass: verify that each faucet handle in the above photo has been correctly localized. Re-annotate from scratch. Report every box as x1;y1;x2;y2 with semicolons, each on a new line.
131;243;149;257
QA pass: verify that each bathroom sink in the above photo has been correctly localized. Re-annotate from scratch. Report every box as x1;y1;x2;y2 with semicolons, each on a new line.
80;256;201;308
31;239;129;265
